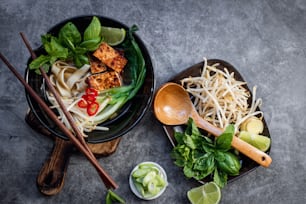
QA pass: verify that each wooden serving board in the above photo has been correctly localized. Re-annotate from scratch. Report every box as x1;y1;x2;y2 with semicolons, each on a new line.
25;110;121;196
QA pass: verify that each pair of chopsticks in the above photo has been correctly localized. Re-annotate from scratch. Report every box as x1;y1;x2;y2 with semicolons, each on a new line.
0;33;118;190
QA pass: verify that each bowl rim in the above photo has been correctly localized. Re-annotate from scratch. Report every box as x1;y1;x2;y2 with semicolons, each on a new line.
24;15;155;143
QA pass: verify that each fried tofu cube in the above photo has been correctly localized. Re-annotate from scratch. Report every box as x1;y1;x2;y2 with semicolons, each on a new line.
89;57;107;74
93;42;127;73
87;71;122;91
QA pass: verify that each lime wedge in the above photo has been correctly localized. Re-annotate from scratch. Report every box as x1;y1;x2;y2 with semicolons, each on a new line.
187;182;221;204
101;26;126;46
238;131;271;152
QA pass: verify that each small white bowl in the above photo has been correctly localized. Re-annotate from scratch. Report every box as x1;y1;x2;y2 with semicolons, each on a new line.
129;161;168;200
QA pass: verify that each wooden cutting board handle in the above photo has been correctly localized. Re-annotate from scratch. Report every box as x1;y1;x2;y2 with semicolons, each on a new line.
25;110;121;196
36;138;74;196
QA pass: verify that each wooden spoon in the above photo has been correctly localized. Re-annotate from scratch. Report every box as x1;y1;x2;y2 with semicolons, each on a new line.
154;82;272;167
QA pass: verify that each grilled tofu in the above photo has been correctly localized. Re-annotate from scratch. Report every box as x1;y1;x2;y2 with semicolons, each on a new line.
89;57;107;74
87;71;122;91
93;42;127;73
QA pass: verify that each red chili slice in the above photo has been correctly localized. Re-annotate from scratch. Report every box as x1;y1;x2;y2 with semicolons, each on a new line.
87;101;99;116
85;88;98;96
82;94;96;103
78;98;88;108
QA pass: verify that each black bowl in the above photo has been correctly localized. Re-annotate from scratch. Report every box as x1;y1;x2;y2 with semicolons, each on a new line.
25;16;155;143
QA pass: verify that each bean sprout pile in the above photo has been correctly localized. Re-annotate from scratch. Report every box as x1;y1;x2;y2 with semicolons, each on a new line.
181;58;263;132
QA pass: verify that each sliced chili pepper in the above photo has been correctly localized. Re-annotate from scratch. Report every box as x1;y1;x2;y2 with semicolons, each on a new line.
87;101;99;116
82;94;96;103
85;87;98;96
77;98;88;108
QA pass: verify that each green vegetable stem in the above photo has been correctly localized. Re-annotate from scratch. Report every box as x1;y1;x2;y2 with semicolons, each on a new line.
105;189;125;204
171;118;241;188
92;25;146;124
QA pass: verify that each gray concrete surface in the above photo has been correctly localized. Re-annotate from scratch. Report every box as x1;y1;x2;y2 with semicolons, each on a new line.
1;0;306;203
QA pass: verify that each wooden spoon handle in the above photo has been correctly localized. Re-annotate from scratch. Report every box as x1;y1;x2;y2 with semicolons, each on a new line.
193;111;272;167
37;138;74;195
231;137;272;167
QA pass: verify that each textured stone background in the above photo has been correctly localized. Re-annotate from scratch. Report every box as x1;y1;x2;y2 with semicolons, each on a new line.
1;0;306;203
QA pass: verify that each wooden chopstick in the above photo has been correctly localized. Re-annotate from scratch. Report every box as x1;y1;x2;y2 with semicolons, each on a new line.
20;32;93;158
19;32;118;189
0;52;118;190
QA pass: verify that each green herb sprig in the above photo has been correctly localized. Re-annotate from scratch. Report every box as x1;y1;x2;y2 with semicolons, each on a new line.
171;118;241;188
29;16;103;73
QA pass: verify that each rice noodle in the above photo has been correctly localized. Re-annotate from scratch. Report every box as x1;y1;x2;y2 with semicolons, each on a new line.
181;57;263;132
46;60;109;137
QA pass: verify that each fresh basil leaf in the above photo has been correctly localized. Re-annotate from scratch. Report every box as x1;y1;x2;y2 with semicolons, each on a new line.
183;135;197;150
202;142;215;153
58;22;81;48
194;153;214;172
183;165;194;178
42;36;69;58
41;34;52;45
216;152;241;176
202;136;214;144
74;54;89;68
83;16;101;41
49;56;58;65
213;168;228;188
186;118;201;136
79;37;102;51
33;64;49;75
174;131;184;145
216;124;235;151
176;145;190;161
214;151;226;162
174;159;185;167
29;55;50;70
74;46;87;55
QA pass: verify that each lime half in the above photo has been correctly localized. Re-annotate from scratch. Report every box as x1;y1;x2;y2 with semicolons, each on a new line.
187;182;221;204
238;131;271;152
101;26;126;46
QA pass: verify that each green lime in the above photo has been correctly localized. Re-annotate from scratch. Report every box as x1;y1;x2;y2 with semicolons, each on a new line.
238;131;271;152
101;26;126;46
187;182;221;204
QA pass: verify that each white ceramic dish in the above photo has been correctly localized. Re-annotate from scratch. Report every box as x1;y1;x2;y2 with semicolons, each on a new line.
129;161;168;200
